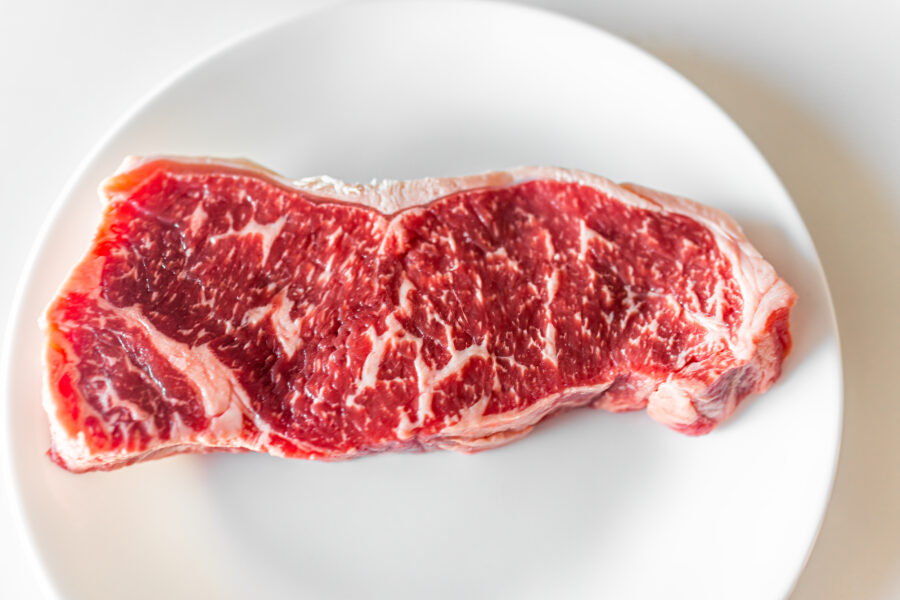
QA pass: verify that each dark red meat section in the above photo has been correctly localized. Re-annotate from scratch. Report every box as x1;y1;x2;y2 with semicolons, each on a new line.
42;160;793;471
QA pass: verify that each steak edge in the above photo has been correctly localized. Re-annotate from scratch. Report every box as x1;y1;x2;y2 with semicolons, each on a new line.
42;157;796;472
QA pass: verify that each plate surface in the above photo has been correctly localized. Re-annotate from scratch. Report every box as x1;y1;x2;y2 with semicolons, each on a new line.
3;2;841;599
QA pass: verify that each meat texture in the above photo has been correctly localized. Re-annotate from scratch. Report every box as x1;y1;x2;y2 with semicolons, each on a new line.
42;157;796;472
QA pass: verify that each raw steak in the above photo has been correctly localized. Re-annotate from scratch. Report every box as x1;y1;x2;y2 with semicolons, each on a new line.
42;157;796;472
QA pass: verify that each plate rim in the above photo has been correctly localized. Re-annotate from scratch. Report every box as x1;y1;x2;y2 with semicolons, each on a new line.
0;2;844;598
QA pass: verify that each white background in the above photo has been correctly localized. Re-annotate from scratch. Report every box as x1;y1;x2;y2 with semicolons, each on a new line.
0;1;897;598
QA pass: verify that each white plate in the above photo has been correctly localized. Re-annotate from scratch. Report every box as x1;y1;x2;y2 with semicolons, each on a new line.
3;2;841;599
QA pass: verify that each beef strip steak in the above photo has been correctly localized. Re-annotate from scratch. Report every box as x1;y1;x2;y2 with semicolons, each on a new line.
42;157;796;472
